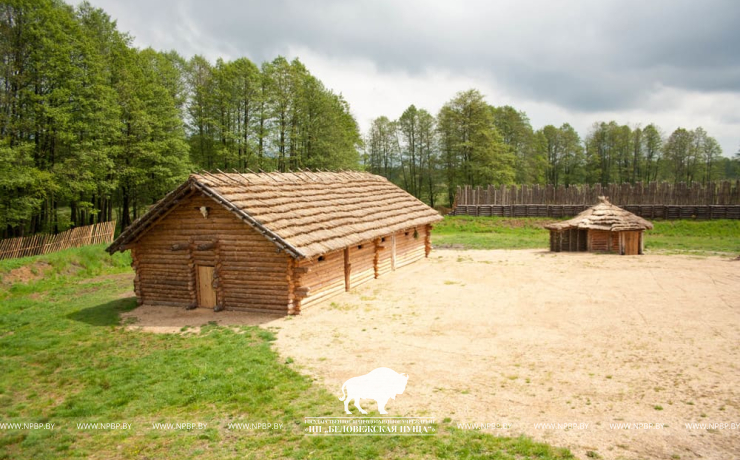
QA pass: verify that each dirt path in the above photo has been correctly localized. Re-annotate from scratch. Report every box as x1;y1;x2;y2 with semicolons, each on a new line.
267;249;740;460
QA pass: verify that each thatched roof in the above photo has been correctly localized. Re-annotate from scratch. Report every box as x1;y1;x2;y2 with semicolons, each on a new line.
107;171;442;259
544;197;653;232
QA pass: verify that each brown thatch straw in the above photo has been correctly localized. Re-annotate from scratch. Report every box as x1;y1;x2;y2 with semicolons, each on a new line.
544;196;653;232
108;171;442;259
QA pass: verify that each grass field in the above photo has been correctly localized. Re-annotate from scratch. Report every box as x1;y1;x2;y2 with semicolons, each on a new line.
0;245;573;459
434;216;740;254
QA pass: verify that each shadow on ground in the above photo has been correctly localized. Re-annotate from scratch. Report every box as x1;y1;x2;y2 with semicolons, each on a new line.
117;304;281;333
67;297;138;327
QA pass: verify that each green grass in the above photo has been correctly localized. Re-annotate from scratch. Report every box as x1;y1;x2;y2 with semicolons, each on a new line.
643;220;740;254
435;217;552;249
0;246;573;459
435;216;740;254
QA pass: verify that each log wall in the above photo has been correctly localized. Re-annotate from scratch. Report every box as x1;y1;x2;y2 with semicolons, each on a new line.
133;192;290;313
393;227;427;269
295;226;429;311
549;229;588;252
295;249;346;311
133;193;433;314
376;236;393;277
586;230;621;253
349;243;376;288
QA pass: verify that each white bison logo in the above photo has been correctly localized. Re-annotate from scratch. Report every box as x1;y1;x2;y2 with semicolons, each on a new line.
339;367;409;415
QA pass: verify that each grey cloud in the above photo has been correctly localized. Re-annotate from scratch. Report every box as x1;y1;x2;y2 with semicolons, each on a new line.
89;0;740;112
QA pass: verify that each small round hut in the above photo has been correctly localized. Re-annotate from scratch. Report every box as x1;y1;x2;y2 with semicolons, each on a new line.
545;197;653;255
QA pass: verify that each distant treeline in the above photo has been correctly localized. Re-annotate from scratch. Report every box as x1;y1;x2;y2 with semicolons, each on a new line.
3;1;739;239
0;0;361;237
364;90;740;207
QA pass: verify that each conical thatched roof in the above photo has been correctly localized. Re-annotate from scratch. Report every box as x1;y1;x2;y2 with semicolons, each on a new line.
544;197;653;232
107;171;442;259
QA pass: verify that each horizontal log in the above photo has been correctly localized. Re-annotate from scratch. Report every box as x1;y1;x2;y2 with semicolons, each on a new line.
220;282;287;291
224;305;287;314
138;267;190;275
141;292;191;301
351;271;375;283
223;293;287;303
300;262;345;274
303;277;345;289
142;229;259;238
137;252;191;260
215;241;276;249
349;271;374;281
303;266;345;276
196;242;217;251
301;285;346;308
216;263;286;272
140;279;190;287
220;269;284;277
220;277;288;285
223;286;287;296
301;274;344;285
350;263;374;272
397;250;424;259
220;275;286;283
303;276;345;290
219;272;288;281
219;255;286;264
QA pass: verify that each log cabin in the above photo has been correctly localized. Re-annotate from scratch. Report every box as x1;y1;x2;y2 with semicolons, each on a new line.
107;171;442;314
545;197;653;255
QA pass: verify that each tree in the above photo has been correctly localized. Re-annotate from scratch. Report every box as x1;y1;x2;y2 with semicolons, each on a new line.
491;106;544;184
397;105;420;196
663;128;693;184
695;128;722;184
642;124;663;182
365;116;398;180
437;90;513;193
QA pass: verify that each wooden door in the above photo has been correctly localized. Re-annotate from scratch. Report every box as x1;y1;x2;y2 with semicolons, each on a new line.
623;231;640;255
197;265;217;308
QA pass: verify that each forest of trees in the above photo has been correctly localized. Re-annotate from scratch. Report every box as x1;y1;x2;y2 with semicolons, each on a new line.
1;1;738;238
365;90;740;207
0;0;361;237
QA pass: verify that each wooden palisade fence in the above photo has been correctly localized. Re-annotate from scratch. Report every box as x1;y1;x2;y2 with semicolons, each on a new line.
0;221;116;261
452;181;740;219
455;181;740;206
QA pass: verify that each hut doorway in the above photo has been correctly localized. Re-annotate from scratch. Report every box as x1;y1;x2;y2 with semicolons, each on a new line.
196;265;217;308
619;231;641;255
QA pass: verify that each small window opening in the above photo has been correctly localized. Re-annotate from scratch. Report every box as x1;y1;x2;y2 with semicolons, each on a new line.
318;256;325;262
357;244;363;250
381;237;386;243
404;231;409;237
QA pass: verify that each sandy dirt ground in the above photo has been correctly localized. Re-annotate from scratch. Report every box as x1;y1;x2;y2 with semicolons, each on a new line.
125;249;740;460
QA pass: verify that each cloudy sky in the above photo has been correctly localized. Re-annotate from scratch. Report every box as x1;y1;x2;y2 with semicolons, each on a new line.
88;0;739;155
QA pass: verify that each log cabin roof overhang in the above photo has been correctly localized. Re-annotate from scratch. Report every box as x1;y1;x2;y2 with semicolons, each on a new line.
107;171;443;259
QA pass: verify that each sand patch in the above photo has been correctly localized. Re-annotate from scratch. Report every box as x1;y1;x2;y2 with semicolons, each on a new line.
270;249;740;460
1;261;52;286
